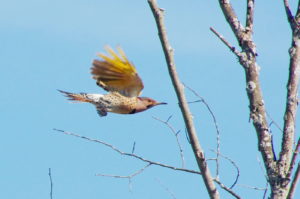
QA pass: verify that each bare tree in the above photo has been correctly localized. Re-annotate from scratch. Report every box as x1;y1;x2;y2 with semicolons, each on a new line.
56;1;299;199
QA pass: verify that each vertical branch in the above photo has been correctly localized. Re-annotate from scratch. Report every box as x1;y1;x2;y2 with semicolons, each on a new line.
217;0;276;176
148;1;219;199
245;0;255;32
279;0;300;184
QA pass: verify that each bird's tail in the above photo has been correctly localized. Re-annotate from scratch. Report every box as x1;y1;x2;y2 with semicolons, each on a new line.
58;90;94;103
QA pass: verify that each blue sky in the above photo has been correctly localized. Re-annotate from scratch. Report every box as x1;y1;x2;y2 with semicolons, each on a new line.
0;0;299;198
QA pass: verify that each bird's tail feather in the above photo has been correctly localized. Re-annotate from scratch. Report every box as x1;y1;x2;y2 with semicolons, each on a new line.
58;90;93;103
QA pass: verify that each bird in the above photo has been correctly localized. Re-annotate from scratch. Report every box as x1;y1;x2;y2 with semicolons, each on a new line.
59;46;167;117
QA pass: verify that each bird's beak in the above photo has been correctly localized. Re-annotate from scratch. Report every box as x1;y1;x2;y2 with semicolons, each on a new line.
155;102;167;105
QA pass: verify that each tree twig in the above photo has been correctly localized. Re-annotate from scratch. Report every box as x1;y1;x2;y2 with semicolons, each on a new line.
152;116;185;168
53;128;201;175
209;27;242;58
185;85;221;178
96;163;151;179
48;168;53;199
209;149;240;189
96;163;151;191
238;184;267;191
214;179;241;199
148;0;219;198
155;178;177;199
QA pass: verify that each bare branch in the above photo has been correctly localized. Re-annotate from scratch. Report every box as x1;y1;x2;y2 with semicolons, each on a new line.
185;85;221;178
284;0;296;28
288;137;300;179
96;164;151;192
245;0;255;32
209;27;242;58
262;182;269;199
266;111;283;133
53;128;201;175
287;163;300;199
217;0;245;42
216;0;276;189
210;149;240;189
148;0;219;198
152;116;185;168
238;184;267;191
279;0;300;179
96;163;151;179
48;168;53;199
131;141;136;154
156;178;177;199
214;179;242;199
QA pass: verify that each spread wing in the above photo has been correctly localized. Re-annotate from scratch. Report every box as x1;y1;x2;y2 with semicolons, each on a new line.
91;46;144;97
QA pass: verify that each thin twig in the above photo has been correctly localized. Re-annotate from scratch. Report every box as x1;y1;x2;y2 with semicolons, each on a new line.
96;164;151;192
257;156;269;182
96;164;151;179
210;27;242;58
287;163;300;199
262;182;269;199
131;141;136;154
53;128;201;175
210;149;240;189
152;116;185;168
238;184;267;191
214;179;241;199
266;111;283;133
156;178;177;199
148;1;219;198
185;85;221;178
48;168;53;199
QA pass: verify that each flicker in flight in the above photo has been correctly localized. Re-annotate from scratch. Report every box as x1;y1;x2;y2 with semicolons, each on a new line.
59;46;166;117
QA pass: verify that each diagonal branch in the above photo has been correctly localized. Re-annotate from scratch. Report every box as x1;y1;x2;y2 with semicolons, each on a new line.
209;27;242;59
287;163;300;199
53;128;201;175
148;0;219;198
283;0;295;28
287;137;300;179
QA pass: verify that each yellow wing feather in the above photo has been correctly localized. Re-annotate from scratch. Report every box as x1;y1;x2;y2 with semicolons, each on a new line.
91;46;144;97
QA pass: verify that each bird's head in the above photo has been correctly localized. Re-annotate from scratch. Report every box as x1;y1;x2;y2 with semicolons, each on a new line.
138;97;167;110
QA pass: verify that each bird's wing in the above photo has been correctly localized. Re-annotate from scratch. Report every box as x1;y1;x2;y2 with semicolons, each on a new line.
91;46;144;97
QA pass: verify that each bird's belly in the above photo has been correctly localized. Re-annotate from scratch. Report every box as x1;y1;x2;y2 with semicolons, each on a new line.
108;104;133;114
